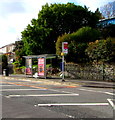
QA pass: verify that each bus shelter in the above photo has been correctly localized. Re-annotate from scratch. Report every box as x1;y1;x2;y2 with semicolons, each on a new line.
23;54;57;79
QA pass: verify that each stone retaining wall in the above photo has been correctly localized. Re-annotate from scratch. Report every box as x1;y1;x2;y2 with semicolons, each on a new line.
65;63;115;82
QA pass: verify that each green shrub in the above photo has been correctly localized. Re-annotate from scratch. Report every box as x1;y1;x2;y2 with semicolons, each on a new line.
85;37;115;62
56;33;71;56
56;27;100;63
72;26;101;43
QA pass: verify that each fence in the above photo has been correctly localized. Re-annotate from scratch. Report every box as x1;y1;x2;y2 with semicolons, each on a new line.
65;63;115;82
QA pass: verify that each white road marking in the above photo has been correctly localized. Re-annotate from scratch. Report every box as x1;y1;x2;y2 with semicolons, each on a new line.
36;103;109;107
66;114;75;118
18;79;31;82
5;93;79;98
4;78;41;83
18;79;42;83
104;92;114;95
79;88;115;96
107;99;115;110
1;89;47;91
49;88;79;95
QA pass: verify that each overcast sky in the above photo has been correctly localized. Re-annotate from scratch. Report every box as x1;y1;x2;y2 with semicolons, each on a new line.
0;0;114;48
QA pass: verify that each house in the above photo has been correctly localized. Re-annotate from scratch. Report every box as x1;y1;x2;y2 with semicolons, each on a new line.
97;17;115;28
0;43;15;63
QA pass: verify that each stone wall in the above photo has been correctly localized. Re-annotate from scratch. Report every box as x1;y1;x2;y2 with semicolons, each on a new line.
65;63;115;82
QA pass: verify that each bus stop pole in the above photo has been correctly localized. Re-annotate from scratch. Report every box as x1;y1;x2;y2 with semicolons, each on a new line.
62;53;65;82
44;57;47;79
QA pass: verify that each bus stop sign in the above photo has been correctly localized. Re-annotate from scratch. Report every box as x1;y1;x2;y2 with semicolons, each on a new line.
62;42;68;54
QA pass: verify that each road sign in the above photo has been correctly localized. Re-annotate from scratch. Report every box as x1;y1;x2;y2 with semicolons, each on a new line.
62;42;68;54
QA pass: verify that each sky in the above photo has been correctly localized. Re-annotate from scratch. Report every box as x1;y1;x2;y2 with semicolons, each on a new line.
0;0;114;48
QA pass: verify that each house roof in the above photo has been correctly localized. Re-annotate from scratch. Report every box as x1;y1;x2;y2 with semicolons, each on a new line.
0;43;15;49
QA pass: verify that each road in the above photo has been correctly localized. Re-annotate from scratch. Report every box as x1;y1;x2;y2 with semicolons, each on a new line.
1;77;114;119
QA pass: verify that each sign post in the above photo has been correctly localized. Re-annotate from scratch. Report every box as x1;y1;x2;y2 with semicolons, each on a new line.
62;42;68;54
61;42;68;82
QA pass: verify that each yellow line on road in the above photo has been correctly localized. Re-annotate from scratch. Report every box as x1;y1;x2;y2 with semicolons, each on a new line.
2;81;47;90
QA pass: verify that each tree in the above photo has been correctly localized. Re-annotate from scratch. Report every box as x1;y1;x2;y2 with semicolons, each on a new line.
100;1;115;18
13;40;25;66
21;23;52;55
94;8;104;20
21;3;101;55
0;55;8;73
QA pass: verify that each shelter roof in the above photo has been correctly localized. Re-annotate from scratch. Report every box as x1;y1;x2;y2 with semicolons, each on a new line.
23;54;57;59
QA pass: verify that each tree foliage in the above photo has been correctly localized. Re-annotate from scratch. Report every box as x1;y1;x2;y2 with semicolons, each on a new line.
21;3;100;55
21;24;52;55
13;40;26;66
0;54;8;70
100;1;115;18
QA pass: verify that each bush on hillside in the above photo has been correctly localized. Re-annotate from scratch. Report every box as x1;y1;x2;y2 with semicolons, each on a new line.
85;37;115;62
56;27;100;63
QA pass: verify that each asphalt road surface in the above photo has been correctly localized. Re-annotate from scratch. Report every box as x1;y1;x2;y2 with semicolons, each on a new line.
1;77;114;119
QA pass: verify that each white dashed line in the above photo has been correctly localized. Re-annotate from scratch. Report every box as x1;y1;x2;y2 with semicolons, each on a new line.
36;103;109;107
79;88;114;95
5;93;79;98
104;92;114;95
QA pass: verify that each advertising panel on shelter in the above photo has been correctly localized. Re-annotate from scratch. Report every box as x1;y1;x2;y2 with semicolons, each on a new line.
38;58;45;76
26;58;32;75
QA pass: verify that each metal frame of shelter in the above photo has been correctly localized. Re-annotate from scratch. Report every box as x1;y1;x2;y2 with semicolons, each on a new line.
23;54;57;79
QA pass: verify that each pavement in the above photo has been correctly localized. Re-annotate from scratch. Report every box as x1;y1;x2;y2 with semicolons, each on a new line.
1;74;115;89
2;96;68;118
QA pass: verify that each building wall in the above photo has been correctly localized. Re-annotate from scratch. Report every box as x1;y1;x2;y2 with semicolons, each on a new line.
0;43;15;54
0;43;15;64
